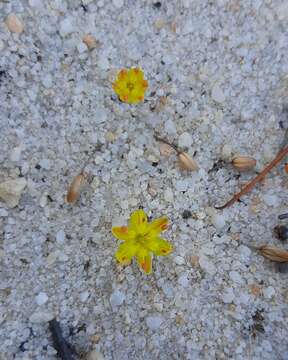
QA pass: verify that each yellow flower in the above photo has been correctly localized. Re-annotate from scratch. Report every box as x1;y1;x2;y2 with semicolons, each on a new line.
112;68;148;104
112;209;173;274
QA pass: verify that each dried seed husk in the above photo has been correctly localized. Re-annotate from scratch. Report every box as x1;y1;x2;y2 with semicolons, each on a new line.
66;172;88;204
82;34;100;50
159;142;174;157
232;156;256;171
178;152;199;171
258;245;288;262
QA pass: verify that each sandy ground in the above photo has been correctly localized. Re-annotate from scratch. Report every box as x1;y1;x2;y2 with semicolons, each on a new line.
0;0;288;359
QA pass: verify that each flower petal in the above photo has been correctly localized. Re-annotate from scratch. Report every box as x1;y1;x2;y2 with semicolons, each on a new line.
149;217;169;234
129;209;148;230
115;241;138;265
136;248;152;274
150;237;173;256
112;226;134;241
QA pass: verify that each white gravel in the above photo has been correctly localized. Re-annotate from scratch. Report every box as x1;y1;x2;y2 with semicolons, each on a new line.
1;0;288;359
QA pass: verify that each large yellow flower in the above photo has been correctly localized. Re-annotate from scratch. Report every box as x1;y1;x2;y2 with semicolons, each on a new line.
112;209;173;274
112;68;148;104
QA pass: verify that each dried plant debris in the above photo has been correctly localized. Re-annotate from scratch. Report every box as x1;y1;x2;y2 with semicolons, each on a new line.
216;145;288;209
0;177;27;208
250;309;265;338
49;319;76;360
154;134;198;171
258;245;288;262
231;156;256;171
66;172;89;204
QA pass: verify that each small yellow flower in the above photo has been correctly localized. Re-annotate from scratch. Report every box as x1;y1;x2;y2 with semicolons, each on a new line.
112;68;148;104
112;209;173;274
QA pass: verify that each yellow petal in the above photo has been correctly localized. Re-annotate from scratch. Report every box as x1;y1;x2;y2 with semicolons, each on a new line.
112;226;134;241
129;209;148;231
128;68;144;83
149;217;169;234
150;237;173;256
115;241;138;265
136;248;152;274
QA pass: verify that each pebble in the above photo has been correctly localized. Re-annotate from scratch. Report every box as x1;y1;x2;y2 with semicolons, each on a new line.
211;83;225;103
222;287;235;304
29;310;54;323
79;290;90;303
5;14;24;34
10;147;22;162
164;188;174;202
178;273;189;287
263;286;275;300
174;256;185;265
95;108;108;124
178;132;193;148
112;0;124;8
56;229;66;244
229;271;243;284
199;255;216;275
86;350;105;360
59;18;74;37
211;213;226;231
39;159;51;170
0;178;27;208
146;315;163;330
0;209;8;217
77;42;87;54
28;0;43;8
42;74;53;89
35;292;48;306
263;194;279;207
110;290;125;307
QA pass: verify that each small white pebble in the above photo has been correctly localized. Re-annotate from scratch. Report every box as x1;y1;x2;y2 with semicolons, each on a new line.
35;292;48;306
39;159;51;170
56;229;65;244
110;290;125;307
178;132;193;148
0;209;8;217
146;315;163;330
5;14;24;34
10;147;22;162
178;273;189;287
174;256;185;265
211;213;226;231
229;271;243;284
112;0;124;8
164;188;174;202
29;311;53;323
263;286;275;300
59;18;74;37
77;42;87;54
222;287;235;304
79;290;90;303
211;83;225;103
42;74;53;89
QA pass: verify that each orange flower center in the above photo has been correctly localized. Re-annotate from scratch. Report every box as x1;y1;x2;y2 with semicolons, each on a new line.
126;82;134;91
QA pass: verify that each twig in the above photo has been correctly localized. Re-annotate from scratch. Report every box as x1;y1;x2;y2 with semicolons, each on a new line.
216;145;288;210
154;134;180;154
49;319;75;360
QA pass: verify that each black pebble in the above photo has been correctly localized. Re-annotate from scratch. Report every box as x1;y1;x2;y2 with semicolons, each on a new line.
182;210;192;219
274;225;288;242
153;2;161;8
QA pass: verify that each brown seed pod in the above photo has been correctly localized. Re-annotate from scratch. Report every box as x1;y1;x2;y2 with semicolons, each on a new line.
82;34;100;50
66;172;88;204
178;152;199;171
231;156;256;171
258;245;288;262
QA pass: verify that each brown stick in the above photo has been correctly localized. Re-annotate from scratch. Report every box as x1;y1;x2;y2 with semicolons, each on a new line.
216;145;288;210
